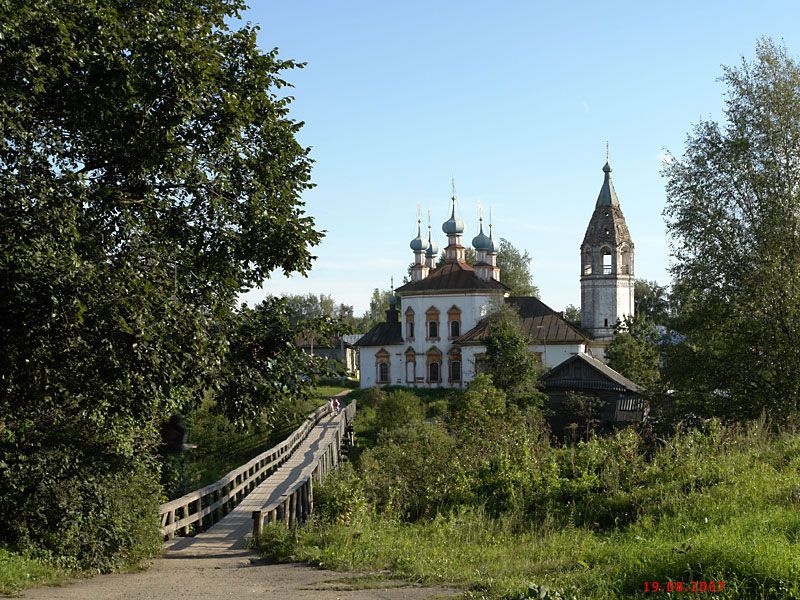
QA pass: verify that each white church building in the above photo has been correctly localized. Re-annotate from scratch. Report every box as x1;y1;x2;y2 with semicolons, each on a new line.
355;160;637;390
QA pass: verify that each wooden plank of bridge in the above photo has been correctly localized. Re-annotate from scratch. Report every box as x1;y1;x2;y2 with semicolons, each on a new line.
164;408;346;555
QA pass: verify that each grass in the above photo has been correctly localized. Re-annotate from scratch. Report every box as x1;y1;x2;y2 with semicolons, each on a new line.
313;385;350;398
0;549;63;596
256;387;800;600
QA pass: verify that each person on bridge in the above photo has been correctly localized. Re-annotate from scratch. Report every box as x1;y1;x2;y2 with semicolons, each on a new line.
333;398;341;415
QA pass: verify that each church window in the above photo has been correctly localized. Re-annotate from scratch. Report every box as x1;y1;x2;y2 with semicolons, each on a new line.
376;348;390;384
405;307;415;340
405;348;416;383
602;248;612;274
582;247;592;275
474;353;487;374
620;245;632;275
450;360;461;382
426;346;442;383
447;305;462;339
426;306;440;341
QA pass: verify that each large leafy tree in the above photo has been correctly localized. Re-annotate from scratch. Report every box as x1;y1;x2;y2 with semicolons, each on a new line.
0;0;321;568
634;279;670;324
663;39;800;420
496;238;540;297
605;315;661;391
278;293;356;329
484;304;547;409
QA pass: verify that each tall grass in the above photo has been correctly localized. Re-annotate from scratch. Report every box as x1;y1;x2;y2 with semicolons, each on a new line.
0;549;63;596
258;388;800;599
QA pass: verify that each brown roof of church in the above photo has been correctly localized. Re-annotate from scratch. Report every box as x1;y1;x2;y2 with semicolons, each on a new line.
454;296;592;345
394;261;510;295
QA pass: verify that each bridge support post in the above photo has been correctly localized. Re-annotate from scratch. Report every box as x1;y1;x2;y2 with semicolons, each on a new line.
252;510;264;541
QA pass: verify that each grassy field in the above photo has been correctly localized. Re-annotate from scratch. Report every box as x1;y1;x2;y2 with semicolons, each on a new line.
258;386;800;600
0;549;63;596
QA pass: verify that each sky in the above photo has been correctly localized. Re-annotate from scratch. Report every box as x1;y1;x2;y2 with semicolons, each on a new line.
238;1;800;317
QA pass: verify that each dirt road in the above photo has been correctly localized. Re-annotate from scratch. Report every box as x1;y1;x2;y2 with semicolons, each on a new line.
20;550;459;599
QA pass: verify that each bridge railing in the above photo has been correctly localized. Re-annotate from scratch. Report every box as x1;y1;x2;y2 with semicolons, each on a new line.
251;399;356;538
159;403;331;539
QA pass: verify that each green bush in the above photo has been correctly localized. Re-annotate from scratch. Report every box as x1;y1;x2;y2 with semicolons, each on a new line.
374;390;425;432
311;462;368;526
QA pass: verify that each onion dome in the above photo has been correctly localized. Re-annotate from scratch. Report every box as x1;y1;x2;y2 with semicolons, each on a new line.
425;225;439;257
409;219;430;252
471;218;492;250
442;196;465;235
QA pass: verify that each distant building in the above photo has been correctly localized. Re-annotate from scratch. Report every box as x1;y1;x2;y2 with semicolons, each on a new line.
296;333;359;378
354;160;643;426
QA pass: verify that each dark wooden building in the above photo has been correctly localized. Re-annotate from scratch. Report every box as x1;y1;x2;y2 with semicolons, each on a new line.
541;352;646;436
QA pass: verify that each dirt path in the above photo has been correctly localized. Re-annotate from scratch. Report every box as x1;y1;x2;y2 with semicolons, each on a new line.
20;550;458;599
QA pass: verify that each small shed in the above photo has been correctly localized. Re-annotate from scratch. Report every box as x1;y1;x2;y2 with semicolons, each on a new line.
540;352;647;436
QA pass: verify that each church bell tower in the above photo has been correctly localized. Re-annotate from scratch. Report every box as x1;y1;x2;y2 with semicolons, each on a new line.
580;158;635;340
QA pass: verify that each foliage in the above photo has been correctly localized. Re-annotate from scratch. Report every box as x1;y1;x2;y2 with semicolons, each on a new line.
374;390;425;433
563;391;604;439
605;315;661;391
0;549;63;595
0;0;321;569
359;423;466;519
663;39;800;420
309;462;368;526
277;293;357;330
496;238;540;297
260;419;800;599
214;298;338;427
356;288;397;331
634;279;670;324
564;304;581;325
484;304;547;409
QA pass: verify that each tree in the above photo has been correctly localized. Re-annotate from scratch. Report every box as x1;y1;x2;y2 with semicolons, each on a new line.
662;39;800;419
564;304;581;325
483;304;547;409
279;293;356;330
356;288;396;331
605;315;661;391
634;279;670;324
0;1;320;568
496;238;540;297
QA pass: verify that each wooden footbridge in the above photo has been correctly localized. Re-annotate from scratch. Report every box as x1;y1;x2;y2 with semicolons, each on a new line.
159;395;356;555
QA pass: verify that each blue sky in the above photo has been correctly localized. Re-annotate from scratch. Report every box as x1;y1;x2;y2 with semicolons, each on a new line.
239;1;800;317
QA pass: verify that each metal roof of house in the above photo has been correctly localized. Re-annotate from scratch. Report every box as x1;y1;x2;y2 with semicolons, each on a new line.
541;352;645;393
394;261;509;295
353;321;402;347
454;296;591;345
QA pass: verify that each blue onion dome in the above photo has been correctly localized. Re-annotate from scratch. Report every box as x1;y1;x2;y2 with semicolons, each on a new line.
426;226;439;256
409;220;430;252
487;223;497;253
471;219;492;250
442;198;465;235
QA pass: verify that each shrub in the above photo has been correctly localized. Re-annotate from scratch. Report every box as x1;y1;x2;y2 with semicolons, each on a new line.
374;390;425;433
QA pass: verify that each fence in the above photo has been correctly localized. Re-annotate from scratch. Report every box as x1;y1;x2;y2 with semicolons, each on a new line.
158;404;330;539
251;400;356;538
